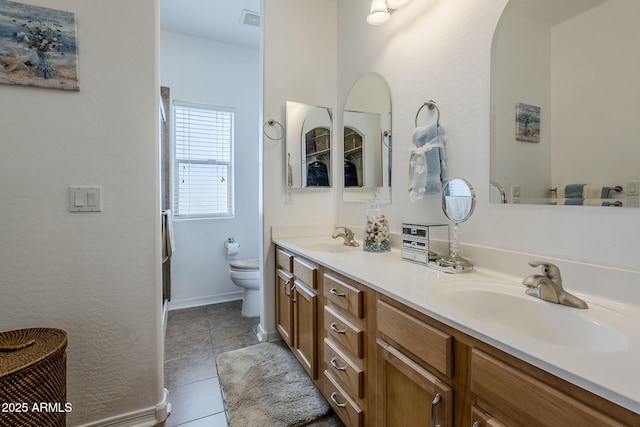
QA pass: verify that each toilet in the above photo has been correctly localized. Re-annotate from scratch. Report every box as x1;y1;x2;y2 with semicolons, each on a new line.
229;258;261;317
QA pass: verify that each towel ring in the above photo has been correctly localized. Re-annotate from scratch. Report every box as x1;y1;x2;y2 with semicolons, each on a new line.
263;119;284;141
415;100;440;127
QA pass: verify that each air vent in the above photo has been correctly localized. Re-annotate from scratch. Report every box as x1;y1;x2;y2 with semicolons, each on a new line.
240;9;260;27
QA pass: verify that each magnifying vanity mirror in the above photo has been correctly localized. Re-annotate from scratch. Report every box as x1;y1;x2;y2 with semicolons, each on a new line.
342;73;392;203
286;100;333;188
439;179;475;273
490;0;639;207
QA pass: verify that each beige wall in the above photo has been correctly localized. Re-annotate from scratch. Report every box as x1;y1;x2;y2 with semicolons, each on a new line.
0;1;163;425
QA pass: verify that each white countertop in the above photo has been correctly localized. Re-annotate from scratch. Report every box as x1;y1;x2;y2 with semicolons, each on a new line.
273;235;640;415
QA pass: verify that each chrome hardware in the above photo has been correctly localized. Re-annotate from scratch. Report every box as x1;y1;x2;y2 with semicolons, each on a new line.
330;323;346;334
332;226;360;247
522;261;588;309
330;288;347;298
284;279;291;296
330;392;347;408
472;422;480;427
290;283;297;302
330;357;347;371
431;393;441;427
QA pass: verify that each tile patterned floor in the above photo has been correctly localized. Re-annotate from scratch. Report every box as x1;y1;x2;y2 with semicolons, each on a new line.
163;300;343;427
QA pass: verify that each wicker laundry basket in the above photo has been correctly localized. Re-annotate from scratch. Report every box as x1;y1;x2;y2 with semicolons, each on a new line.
0;328;68;427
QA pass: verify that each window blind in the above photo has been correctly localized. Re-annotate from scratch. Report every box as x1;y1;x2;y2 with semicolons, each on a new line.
173;102;234;218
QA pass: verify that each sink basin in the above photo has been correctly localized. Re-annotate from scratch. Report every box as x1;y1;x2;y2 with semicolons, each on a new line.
430;281;630;352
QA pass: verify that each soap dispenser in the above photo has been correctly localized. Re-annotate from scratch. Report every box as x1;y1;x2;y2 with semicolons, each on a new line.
363;193;390;253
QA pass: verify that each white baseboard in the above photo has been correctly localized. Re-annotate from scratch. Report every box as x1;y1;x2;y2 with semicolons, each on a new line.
167;291;243;311
257;323;281;343
75;389;170;427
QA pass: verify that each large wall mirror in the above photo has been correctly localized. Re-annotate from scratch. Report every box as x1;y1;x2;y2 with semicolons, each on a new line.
491;0;639;207
286;101;333;188
342;73;392;203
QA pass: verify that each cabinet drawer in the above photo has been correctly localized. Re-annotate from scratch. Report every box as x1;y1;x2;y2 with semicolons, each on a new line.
470;349;625;427
377;299;452;377
293;256;317;289
324;338;364;398
470;406;507;427
324;306;364;359
324;273;363;318
276;247;294;273
324;370;363;427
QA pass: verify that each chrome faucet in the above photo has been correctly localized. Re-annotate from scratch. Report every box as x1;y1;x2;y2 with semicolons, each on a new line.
332;226;359;247
522;261;588;309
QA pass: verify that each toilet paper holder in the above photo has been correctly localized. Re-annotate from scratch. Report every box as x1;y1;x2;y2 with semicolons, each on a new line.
224;237;239;249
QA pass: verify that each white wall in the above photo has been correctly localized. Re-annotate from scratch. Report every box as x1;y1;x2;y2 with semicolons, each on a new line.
333;0;640;272
262;0;338;335
160;31;261;309
0;0;163;425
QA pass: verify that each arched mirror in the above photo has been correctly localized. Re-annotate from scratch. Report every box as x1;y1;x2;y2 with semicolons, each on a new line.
440;179;475;272
286;101;332;188
342;73;392;203
491;0;639;207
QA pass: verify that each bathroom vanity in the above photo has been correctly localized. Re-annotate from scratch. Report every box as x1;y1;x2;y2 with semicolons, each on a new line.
273;238;640;427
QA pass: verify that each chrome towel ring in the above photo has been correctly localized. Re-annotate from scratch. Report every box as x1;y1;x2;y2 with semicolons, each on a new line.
263;119;284;141
414;100;440;127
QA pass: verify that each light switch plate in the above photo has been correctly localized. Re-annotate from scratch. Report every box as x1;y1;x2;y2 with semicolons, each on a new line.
69;186;102;212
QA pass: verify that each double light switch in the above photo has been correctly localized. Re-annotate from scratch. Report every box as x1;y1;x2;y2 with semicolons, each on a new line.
69;186;102;212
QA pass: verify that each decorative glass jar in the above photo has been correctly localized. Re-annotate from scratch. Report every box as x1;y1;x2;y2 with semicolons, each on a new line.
363;193;390;252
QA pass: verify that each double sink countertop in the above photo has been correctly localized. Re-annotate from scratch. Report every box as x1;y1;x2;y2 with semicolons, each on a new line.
273;235;640;415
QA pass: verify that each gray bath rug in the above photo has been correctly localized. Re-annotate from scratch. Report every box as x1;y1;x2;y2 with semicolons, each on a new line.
216;342;330;427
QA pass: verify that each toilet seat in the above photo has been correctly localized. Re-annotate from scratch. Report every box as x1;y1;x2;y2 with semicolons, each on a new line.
229;258;259;271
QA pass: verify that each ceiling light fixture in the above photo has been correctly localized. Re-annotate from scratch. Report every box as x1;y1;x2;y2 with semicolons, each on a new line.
386;0;412;9
366;0;390;25
366;0;412;26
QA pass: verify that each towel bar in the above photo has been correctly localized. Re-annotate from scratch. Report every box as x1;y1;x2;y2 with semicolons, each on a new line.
550;185;623;193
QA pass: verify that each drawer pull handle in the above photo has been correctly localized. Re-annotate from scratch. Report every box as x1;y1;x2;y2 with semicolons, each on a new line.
431;393;441;427
284;279;292;296
330;392;347;408
330;288;347;297
330;357;347;371
290;283;297;302
330;323;346;334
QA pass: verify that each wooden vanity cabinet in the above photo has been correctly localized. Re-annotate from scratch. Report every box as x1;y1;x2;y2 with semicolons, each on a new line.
274;246;640;427
275;248;319;380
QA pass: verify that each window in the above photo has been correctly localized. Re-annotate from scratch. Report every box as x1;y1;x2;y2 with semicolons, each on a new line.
173;101;234;218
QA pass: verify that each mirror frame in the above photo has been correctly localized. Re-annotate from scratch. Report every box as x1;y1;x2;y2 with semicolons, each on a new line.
442;179;476;223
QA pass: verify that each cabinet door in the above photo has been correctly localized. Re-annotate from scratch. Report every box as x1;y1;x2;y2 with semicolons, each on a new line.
470;349;626;427
293;280;318;379
377;339;452;427
276;268;294;347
